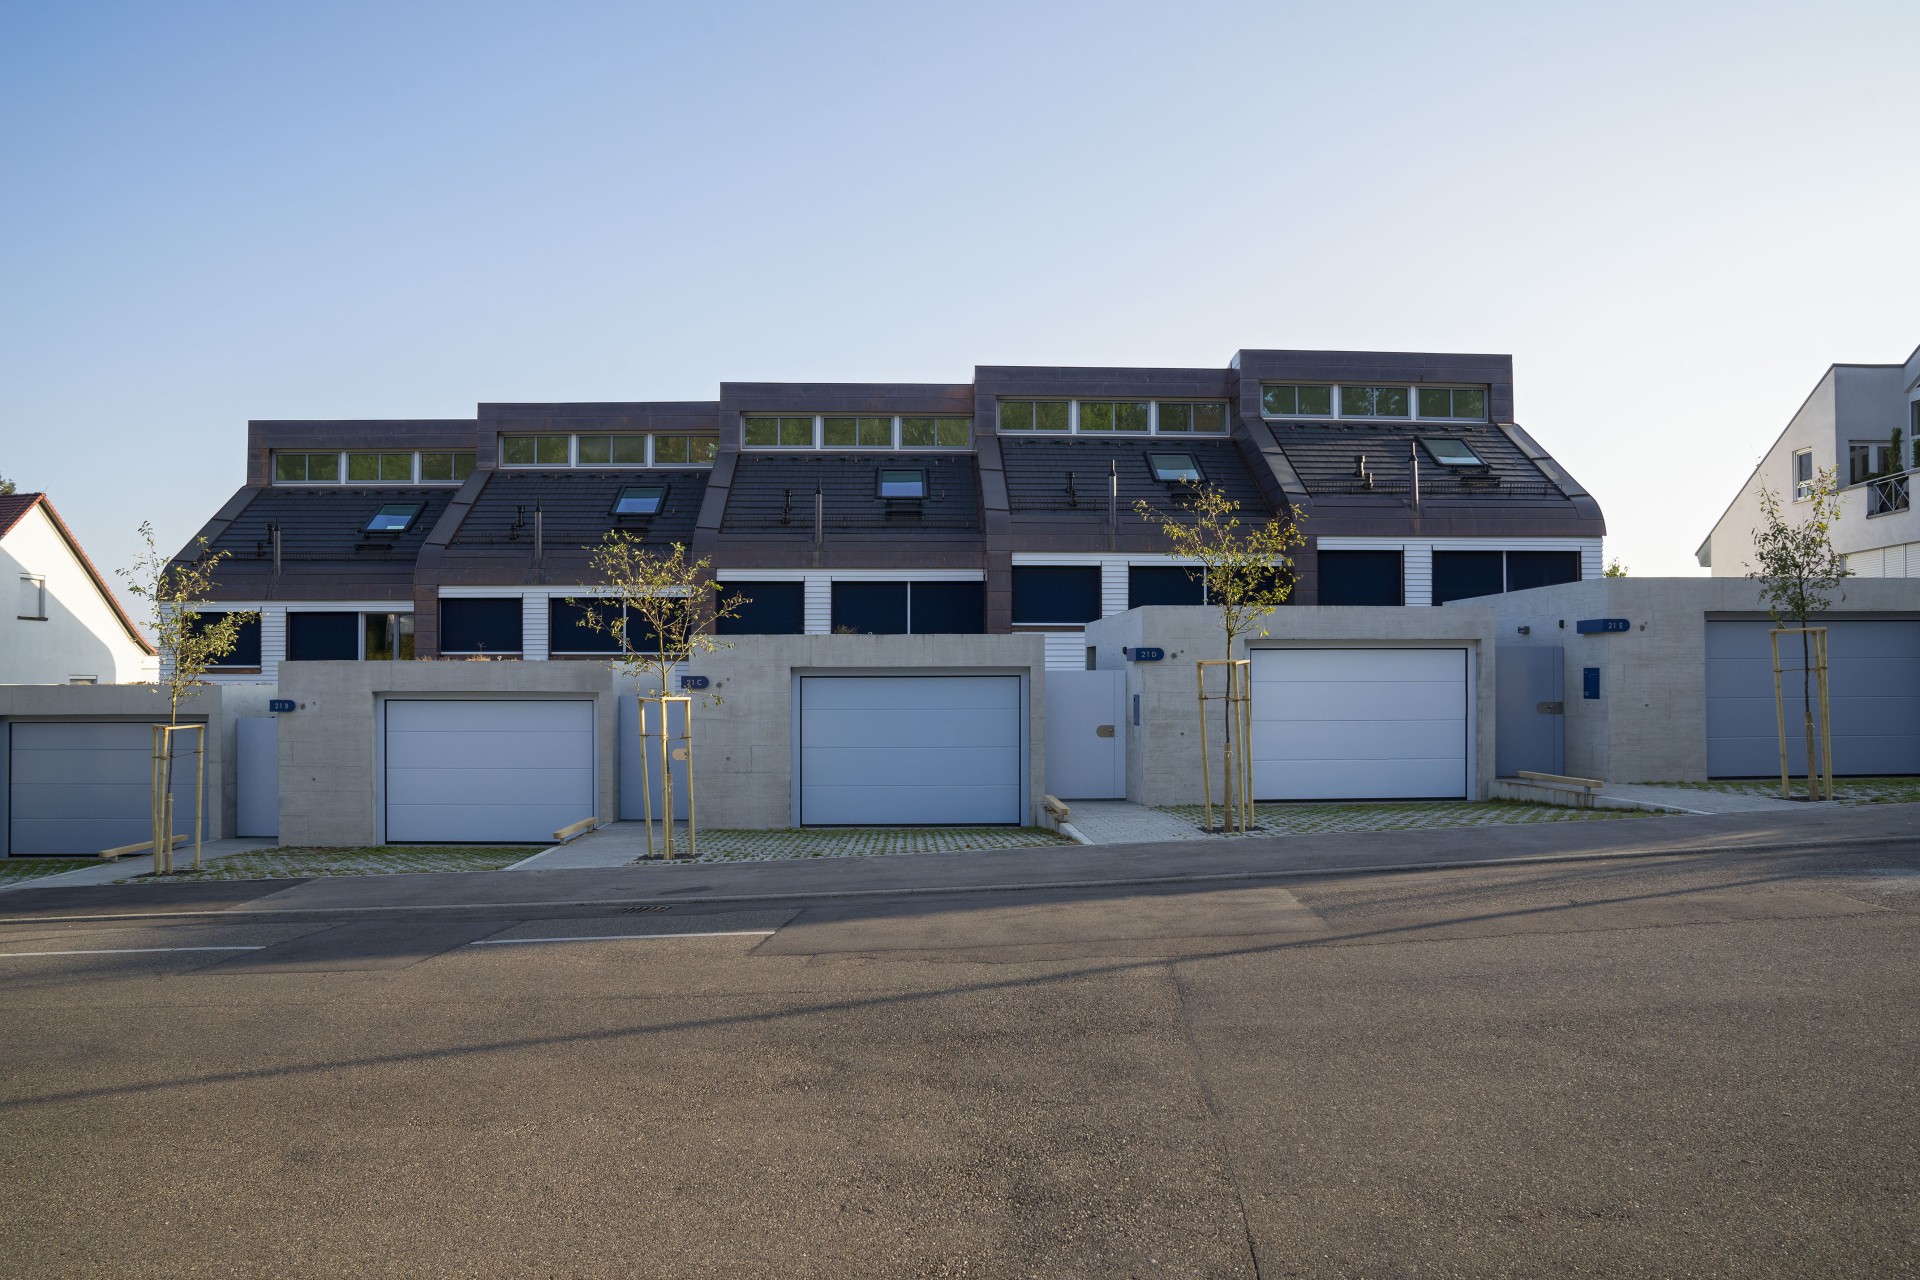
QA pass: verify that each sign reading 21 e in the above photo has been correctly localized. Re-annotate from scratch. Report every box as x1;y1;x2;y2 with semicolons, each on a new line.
1575;618;1630;635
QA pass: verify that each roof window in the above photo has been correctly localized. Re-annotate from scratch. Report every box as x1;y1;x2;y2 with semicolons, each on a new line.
1148;453;1203;483
877;468;927;499
365;503;424;533
1422;438;1485;467
612;485;665;516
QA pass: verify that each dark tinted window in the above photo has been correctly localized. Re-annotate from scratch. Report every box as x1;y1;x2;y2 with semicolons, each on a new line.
1318;551;1403;606
286;611;359;660
717;581;805;635
909;581;985;634
1011;566;1101;624
440;598;523;653
1506;551;1581;592
1129;565;1206;608
1432;551;1506;604
196;612;262;667
549;598;622;653
831;581;908;635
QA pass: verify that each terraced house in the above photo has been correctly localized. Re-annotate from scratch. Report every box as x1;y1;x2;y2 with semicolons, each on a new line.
176;348;1605;677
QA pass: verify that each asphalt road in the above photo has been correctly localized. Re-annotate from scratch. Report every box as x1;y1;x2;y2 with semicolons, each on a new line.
1;838;1915;1277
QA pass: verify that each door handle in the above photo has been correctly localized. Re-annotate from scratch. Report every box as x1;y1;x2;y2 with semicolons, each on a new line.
1096;725;1116;738
1536;702;1564;715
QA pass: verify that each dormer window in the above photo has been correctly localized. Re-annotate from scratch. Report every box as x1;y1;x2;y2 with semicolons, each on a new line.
365;503;423;533
612;486;666;516
1148;453;1203;483
877;469;927;499
1422;438;1485;467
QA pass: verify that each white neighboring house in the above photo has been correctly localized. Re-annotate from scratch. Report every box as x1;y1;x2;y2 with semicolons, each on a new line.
0;493;156;684
1698;341;1920;577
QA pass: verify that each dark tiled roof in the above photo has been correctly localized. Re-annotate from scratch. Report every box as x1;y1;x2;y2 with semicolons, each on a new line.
1000;437;1270;519
1270;423;1568;503
453;469;710;550
0;492;38;536
722;454;979;536
203;486;460;564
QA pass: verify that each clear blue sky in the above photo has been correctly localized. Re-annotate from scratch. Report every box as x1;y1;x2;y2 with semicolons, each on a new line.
4;0;1916;587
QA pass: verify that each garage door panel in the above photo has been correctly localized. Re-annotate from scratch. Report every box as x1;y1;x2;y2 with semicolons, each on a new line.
802;784;1021;826
1252;718;1465;763
1706;621;1920;776
799;677;1023;826
1251;648;1462;684
384;700;594;843
9;722;201;855
802;708;1018;751
1257;759;1467;801
1249;649;1469;801
386;728;594;772
1254;680;1467;722
801;676;1020;711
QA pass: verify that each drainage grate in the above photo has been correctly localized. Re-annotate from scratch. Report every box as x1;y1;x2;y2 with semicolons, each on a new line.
620;905;671;914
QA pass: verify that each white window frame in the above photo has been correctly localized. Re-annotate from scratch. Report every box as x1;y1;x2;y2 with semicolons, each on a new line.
739;415;975;452
496;433;720;469
273;450;475;486
1792;448;1814;502
994;400;1231;436
18;573;47;620
1260;383;1490;423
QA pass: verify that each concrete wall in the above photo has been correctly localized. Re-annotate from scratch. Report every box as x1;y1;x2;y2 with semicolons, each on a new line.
1458;576;1920;781
0;504;153;684
0;682;273;843
1084;605;1499;807
275;660;620;848
276;633;1049;843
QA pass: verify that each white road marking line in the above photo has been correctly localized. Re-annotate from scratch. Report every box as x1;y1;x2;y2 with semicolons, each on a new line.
470;931;776;947
0;946;266;959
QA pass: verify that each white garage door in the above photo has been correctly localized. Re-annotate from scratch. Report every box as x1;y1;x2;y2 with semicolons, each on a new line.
8;722;202;856
1706;620;1920;777
1250;648;1469;800
385;700;594;843
799;676;1023;825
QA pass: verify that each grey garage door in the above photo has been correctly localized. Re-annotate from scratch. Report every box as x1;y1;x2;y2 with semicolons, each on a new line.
799;676;1023;825
8;722;202;856
1249;648;1470;800
1706;620;1920;776
385;700;595;843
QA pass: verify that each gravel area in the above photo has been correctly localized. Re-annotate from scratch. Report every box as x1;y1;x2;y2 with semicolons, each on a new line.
112;846;545;882
1157;798;1658;837
1657;777;1920;805
631;827;1075;865
0;858;95;883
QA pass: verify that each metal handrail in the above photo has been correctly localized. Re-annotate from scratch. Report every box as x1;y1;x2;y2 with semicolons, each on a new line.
1867;473;1910;517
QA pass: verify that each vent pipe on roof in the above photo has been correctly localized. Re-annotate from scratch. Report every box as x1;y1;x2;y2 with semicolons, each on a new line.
1107;461;1118;551
533;503;544;562
813;488;824;549
1410;442;1421;511
268;521;281;577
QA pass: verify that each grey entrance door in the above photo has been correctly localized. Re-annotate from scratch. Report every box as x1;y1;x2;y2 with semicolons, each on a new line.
1705;620;1920;776
1495;646;1565;777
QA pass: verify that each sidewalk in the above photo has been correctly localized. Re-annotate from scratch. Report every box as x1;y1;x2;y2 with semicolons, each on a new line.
27;802;1900;919
0;838;277;894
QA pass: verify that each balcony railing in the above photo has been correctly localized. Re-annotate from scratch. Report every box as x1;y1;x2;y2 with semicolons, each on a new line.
1867;473;1910;517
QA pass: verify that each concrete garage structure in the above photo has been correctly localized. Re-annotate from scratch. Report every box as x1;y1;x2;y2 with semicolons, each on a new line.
1084;606;1499;808
1462;578;1920;782
0;683;272;854
274;633;1046;844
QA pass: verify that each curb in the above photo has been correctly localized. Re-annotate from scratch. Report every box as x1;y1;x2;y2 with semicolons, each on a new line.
1;833;1911;925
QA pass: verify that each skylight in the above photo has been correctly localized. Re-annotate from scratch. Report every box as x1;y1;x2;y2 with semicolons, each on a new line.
364;503;423;533
1148;453;1203;483
612;486;665;516
878;469;927;499
1422;438;1485;467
